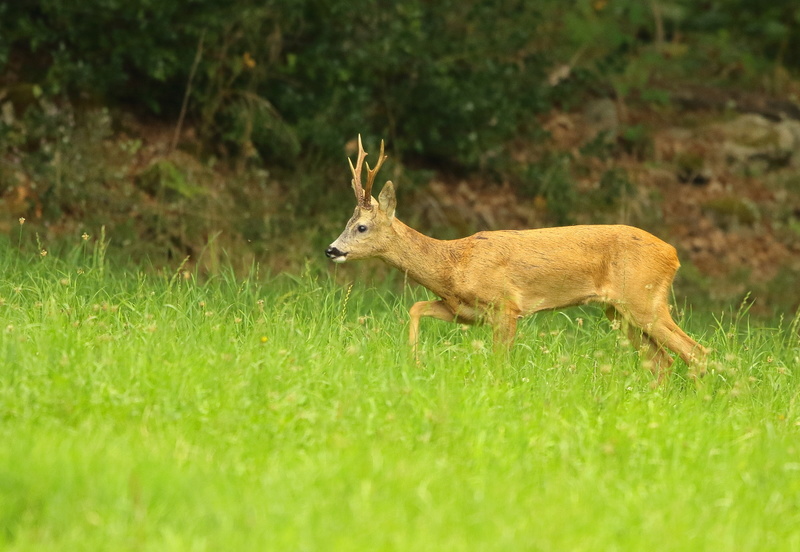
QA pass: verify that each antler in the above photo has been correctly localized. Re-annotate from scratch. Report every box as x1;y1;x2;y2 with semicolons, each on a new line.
347;135;388;209
364;139;387;206
348;135;368;207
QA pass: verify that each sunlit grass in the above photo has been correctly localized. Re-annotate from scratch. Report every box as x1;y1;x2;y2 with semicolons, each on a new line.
1;235;799;551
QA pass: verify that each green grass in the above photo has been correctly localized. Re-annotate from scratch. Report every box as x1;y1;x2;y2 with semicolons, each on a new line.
1;236;799;551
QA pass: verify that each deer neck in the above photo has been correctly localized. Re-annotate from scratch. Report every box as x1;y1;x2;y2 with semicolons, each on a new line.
378;218;455;296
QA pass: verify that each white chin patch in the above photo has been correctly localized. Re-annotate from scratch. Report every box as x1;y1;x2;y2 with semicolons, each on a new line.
332;255;347;263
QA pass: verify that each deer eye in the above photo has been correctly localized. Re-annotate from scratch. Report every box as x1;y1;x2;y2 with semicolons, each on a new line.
357;224;368;233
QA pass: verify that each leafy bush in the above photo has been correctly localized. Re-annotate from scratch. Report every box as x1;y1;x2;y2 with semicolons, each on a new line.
682;1;800;69
0;1;210;109
1;0;554;167
0;99;119;221
4;0;797;169
262;0;554;165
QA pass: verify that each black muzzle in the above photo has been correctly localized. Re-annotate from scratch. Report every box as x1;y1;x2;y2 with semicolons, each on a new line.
325;246;345;259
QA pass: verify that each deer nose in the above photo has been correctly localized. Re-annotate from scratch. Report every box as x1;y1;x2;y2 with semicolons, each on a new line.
325;246;345;259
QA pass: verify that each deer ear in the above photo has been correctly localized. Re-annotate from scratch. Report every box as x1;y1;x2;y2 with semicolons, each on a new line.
378;180;396;220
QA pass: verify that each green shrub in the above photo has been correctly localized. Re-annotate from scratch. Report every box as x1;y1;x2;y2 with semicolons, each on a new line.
682;1;800;69
1;0;554;167
0;1;208;108
265;0;552;165
4;0;796;169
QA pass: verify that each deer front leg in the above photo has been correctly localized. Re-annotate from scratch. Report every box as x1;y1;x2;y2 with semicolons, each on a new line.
409;300;456;355
491;304;520;350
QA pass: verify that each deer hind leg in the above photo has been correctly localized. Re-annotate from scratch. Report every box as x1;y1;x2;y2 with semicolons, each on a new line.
642;306;710;377
623;293;709;378
408;300;456;353
605;307;673;379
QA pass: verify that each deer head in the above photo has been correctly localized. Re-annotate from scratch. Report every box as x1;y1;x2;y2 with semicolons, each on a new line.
326;135;396;263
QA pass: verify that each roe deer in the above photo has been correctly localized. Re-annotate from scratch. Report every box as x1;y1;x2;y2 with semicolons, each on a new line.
325;136;708;379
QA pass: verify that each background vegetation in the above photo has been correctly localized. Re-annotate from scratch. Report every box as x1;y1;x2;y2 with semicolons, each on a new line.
1;1;799;312
4;1;798;159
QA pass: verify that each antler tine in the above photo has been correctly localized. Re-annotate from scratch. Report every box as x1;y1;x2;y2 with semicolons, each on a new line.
364;139;387;205
348;134;368;206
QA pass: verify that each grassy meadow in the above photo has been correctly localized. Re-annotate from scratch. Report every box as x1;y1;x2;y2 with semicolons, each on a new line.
1;233;799;551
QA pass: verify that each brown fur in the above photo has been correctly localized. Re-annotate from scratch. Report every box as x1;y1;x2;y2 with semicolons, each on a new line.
327;142;708;380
